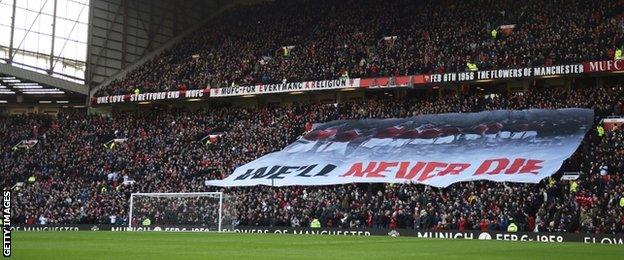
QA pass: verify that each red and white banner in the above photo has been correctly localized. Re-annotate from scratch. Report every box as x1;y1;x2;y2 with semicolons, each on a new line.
583;60;624;73
206;109;593;187
428;64;584;83
92;89;209;105
360;76;410;89
210;78;360;97
602;117;624;131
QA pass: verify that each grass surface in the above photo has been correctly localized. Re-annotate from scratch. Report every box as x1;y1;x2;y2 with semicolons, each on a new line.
9;231;624;259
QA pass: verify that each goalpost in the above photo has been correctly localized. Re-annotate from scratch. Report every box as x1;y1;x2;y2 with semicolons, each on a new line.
128;192;235;232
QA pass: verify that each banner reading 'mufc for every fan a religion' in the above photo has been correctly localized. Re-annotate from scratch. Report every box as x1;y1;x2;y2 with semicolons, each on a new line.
206;109;593;188
209;78;361;97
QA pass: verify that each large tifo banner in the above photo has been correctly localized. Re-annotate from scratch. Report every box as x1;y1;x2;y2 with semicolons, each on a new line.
207;109;593;187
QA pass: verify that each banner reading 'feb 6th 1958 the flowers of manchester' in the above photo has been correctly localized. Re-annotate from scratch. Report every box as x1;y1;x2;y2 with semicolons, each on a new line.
206;108;593;188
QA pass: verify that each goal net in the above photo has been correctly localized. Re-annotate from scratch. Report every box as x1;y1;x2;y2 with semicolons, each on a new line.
128;192;236;232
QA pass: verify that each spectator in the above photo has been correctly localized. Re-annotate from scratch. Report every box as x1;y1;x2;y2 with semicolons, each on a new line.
4;81;624;234
94;0;624;96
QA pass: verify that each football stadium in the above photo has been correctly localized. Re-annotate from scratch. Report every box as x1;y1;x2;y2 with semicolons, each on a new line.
2;0;624;259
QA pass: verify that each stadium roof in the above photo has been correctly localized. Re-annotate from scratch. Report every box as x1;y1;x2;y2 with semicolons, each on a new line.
0;0;248;106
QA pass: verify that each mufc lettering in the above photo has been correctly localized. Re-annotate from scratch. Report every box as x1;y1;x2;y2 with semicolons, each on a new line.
184;89;205;98
217;86;257;96
584;60;624;73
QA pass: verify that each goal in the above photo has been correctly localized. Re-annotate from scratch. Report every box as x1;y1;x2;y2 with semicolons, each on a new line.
128;192;235;232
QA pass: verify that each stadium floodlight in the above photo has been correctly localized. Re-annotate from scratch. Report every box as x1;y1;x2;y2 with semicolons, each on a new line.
128;192;236;232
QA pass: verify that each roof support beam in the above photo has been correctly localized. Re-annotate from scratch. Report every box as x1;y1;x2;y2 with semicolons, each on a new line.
49;0;58;73
0;63;88;95
7;0;17;63
121;0;128;69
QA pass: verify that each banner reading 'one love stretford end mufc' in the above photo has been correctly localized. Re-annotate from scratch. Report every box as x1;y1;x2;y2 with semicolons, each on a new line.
206;109;593;188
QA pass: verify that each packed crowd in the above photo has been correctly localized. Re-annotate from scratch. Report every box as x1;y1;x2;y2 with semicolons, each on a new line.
95;0;624;96
4;83;624;234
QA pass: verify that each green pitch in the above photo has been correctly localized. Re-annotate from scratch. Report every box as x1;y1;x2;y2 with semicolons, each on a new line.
9;231;624;259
